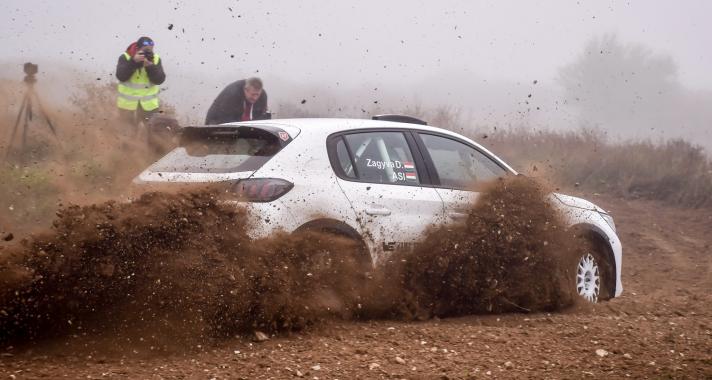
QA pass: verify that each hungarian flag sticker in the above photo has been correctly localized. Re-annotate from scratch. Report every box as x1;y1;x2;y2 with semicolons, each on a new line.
403;161;415;170
405;172;417;182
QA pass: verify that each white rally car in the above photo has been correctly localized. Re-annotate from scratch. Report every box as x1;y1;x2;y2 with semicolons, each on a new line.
134;115;622;303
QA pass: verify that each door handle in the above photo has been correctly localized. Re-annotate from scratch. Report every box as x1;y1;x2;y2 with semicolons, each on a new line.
448;212;468;220
365;208;392;216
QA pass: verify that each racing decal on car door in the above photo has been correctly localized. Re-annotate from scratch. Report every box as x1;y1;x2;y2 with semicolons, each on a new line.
403;161;417;182
366;159;403;170
365;159;418;183
390;171;418;182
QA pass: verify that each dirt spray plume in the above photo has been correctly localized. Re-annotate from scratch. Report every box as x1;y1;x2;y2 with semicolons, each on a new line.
0;176;582;347
0;190;366;345
362;176;579;320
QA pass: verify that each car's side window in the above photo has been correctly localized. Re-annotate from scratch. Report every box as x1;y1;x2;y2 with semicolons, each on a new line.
341;131;421;185
419;133;506;189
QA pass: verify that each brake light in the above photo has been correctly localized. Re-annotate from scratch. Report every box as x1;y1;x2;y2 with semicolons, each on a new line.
232;178;294;202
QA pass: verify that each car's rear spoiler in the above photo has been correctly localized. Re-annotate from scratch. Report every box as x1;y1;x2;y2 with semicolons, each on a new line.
180;124;294;148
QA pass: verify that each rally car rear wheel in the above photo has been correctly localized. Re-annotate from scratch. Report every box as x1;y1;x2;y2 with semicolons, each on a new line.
293;221;372;273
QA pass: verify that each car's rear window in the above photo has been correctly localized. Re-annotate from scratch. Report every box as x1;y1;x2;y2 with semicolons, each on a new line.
150;127;287;173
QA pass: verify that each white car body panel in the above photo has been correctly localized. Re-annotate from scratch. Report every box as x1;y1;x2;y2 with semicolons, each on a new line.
436;189;479;223
336;179;444;263
247;123;360;240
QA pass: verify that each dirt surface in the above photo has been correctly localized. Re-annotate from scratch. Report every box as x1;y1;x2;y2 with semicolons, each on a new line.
0;194;711;378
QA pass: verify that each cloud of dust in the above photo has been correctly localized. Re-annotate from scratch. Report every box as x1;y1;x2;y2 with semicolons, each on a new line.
0;177;583;349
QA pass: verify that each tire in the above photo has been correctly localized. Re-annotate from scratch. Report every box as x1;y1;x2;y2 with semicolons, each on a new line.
575;238;614;303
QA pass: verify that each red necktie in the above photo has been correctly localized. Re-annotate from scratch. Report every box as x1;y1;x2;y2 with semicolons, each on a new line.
241;101;252;121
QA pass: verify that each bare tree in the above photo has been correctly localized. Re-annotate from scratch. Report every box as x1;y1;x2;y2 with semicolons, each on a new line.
558;34;681;137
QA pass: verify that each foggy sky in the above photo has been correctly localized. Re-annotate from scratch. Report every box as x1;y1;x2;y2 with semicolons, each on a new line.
1;0;711;145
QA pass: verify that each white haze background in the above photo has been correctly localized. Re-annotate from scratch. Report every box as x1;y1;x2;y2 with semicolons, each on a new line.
1;0;711;148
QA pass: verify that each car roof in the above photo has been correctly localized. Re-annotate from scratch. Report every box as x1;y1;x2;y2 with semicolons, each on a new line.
222;118;468;140
218;118;518;174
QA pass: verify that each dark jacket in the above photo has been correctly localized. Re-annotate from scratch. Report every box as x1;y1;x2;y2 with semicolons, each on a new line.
205;79;268;124
116;43;166;85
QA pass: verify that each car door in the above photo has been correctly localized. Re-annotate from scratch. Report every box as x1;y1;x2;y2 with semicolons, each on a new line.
328;130;445;263
414;133;509;222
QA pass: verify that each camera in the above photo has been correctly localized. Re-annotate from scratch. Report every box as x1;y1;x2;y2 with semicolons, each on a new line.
142;51;154;62
23;62;38;76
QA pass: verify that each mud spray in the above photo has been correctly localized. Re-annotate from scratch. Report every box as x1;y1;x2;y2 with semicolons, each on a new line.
0;176;583;349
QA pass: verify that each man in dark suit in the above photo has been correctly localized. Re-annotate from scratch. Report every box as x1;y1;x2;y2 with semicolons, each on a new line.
205;77;269;124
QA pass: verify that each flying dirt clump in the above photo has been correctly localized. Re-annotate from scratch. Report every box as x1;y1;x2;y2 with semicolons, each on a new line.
0;177;581;346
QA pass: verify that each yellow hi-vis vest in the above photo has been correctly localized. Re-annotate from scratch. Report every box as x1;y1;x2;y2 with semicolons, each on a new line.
117;52;161;111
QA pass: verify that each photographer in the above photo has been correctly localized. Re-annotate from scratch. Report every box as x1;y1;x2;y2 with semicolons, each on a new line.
116;36;165;129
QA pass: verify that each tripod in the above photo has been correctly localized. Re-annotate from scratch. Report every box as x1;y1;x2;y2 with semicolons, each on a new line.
4;70;58;160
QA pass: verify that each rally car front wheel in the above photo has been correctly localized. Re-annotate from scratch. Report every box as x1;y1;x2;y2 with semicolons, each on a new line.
575;240;614;303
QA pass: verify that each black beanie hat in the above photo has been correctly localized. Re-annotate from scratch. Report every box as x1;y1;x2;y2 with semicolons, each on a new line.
136;36;154;48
